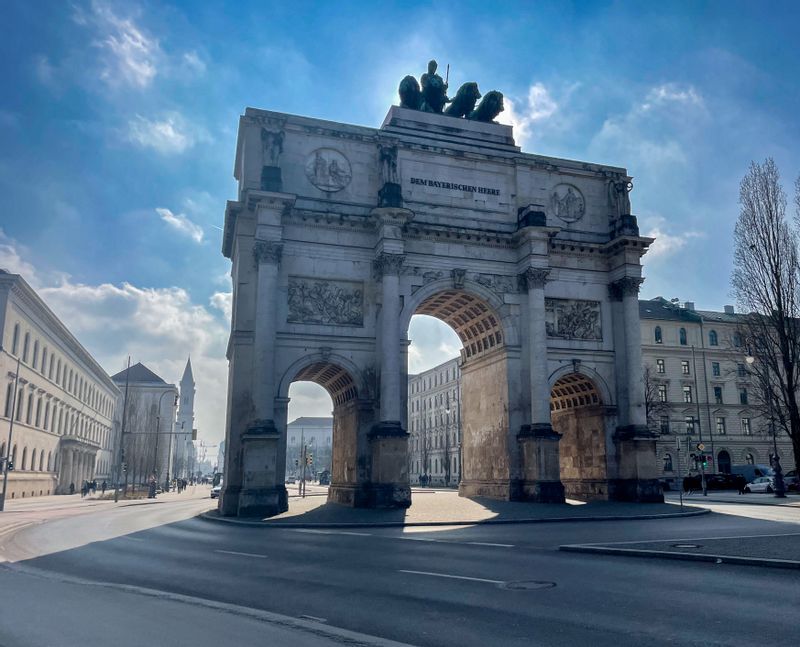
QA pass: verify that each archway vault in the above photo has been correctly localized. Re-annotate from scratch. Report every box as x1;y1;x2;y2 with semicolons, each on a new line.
415;290;504;362
293;362;358;407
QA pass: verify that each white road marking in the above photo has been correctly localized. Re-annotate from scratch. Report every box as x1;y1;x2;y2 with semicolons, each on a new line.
299;615;328;623
214;549;269;559
289;529;372;537
398;536;448;542
576;531;800;547
398;569;504;585
467;541;514;548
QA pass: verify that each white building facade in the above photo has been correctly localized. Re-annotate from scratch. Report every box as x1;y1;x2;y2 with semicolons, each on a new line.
0;270;118;498
640;298;796;489
408;358;461;486
286;417;332;477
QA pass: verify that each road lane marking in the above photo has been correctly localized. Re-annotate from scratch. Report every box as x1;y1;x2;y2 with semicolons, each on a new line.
288;529;372;536
398;569;504;584
214;550;269;559
575;531;800;547
467;541;514;548
299;615;328;623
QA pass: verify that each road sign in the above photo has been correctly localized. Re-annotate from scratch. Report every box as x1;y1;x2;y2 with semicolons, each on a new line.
696;442;705;451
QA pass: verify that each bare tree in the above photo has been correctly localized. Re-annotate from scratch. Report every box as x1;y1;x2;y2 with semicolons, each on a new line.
731;158;800;471
643;365;671;433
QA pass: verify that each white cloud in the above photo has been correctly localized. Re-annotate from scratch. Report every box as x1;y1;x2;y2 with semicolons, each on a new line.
181;51;206;76
641;83;704;111
127;113;197;154
407;315;461;374
84;1;161;89
0;229;40;286
498;82;567;148
210;291;232;322
642;215;705;262
155;207;204;243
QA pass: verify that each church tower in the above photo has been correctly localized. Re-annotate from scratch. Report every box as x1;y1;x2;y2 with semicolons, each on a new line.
174;357;195;477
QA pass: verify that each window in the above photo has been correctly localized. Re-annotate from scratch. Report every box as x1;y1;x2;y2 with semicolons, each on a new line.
4;383;13;418
685;416;695;434
683;386;693;403
663;453;673;472
709;330;718;346
32;340;39;369
733;333;742;347
714;386;723;404
739;388;748;405
23;332;30;362
679;328;687;345
712;362;720;377
26;394;33;424
742;418;751;435
716;417;726;435
11;323;20;355
737;363;747;378
681;361;690;375
746;453;754;465
660;416;670;435
654;326;663;344
41;348;47;374
656;359;665;374
658;385;668;402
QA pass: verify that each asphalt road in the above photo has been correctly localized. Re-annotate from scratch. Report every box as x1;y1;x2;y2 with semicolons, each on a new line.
1;489;799;647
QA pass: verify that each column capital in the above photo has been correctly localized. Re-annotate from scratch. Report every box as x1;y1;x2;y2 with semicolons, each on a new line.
253;241;283;265
373;252;405;277
519;267;550;290
608;276;643;301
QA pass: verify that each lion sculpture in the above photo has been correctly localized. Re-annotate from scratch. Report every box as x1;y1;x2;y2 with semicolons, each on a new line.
468;90;504;123
398;75;422;110
443;82;482;118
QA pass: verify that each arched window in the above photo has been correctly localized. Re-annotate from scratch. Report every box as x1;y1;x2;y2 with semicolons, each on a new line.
21;447;28;471
15;390;24;421
12;444;17;466
48;353;54;379
4;383;13;418
26;393;33;424
44;402;50;430
746;453;755;465
47;452;52;471
654;326;662;343
0;442;5;459
30;449;37;471
11;323;20;355
38;450;44;471
56;359;62;385
663;453;673;472
22;332;30;362
709;330;718;346
32;340;39;369
35;397;42;427
41;348;48;374
679;328;687;345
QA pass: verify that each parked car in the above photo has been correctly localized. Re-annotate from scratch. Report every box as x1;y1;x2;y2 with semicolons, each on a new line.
744;476;775;493
285;476;296;484
318;470;330;486
210;480;223;499
683;473;746;492
731;464;773;483
783;470;798;492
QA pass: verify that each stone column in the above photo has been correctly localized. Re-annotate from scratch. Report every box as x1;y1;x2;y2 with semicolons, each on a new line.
375;252;405;428
609;276;663;502
517;268;565;503
59;448;73;493
252;240;283;429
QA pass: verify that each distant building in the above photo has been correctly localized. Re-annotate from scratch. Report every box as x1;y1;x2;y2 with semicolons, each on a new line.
111;362;177;486
0;270;118;498
286;417;331;476
640;298;796;489
407;358;461;487
216;440;225;473
174;358;196;478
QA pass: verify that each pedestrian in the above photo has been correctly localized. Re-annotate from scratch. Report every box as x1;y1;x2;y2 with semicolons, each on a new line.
148;476;157;499
736;475;747;495
101;480;107;495
80;481;88;498
69;482;75;495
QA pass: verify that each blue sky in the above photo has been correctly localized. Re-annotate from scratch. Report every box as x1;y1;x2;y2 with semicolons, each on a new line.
2;0;799;448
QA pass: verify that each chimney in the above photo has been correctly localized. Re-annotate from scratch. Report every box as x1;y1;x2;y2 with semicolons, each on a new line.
684;301;695;311
724;305;735;314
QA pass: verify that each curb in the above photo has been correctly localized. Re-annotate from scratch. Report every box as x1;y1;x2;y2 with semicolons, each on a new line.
667;496;800;509
199;507;710;529
558;543;800;570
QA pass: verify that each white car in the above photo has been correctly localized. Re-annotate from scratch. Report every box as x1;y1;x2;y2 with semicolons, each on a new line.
210;481;223;499
744;476;775;493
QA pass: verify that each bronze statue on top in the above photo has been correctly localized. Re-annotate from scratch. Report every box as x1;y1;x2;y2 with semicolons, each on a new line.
396;61;504;123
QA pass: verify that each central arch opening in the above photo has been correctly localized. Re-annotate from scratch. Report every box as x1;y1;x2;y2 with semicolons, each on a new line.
406;288;512;498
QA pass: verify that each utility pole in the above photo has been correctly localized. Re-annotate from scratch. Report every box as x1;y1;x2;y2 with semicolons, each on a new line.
0;352;22;512
114;356;131;503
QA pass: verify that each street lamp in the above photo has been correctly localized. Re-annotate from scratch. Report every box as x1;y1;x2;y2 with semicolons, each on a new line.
745;355;786;498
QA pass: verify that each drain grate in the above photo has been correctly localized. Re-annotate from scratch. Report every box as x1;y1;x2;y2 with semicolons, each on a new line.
671;543;703;549
501;580;556;591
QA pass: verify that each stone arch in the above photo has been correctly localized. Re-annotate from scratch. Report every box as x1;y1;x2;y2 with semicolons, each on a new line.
550;372;609;500
403;281;518;499
278;353;376;507
548;364;614;407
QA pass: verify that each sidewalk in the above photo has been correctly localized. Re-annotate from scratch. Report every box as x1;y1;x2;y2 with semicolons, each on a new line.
665;491;800;508
204;488;708;528
561;531;800;570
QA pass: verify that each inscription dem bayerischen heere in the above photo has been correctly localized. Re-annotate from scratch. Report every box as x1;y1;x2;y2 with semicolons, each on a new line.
409;177;500;196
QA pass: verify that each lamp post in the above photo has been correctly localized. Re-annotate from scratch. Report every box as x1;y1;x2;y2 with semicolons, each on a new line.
166;420;183;492
745;354;786;498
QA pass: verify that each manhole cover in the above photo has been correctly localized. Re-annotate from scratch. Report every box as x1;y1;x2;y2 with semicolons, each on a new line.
501;580;556;591
671;543;703;549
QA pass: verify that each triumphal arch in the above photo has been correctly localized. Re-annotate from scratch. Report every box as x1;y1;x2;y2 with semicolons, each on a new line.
220;63;663;517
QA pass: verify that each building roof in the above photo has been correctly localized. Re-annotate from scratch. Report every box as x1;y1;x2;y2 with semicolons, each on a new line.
288;417;332;427
181;356;194;384
111;362;167;384
639;297;702;322
696;310;743;324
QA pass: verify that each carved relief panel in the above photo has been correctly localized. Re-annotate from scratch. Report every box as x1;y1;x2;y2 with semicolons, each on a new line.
287;277;364;326
545;298;602;341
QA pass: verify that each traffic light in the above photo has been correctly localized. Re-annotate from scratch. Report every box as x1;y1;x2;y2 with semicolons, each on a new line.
306;454;313;465
7;461;13;471
295;459;299;467
701;455;709;468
